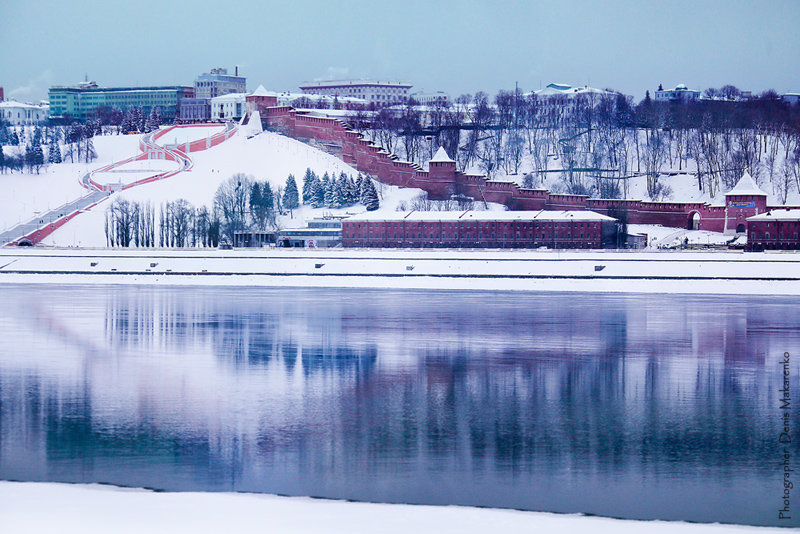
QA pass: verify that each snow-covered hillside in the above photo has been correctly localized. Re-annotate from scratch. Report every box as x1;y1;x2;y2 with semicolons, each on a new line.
19;128;425;247
0;135;141;232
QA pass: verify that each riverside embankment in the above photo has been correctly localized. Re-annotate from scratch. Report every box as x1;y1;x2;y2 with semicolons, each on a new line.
1;248;799;294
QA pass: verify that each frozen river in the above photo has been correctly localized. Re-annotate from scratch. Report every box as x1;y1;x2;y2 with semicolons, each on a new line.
0;285;797;527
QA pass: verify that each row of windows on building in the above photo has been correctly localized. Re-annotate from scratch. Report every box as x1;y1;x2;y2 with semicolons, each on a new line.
349;242;601;249
350;232;598;239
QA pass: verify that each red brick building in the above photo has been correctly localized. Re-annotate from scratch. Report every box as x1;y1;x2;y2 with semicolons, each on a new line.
342;210;620;249
746;210;800;251
724;172;768;234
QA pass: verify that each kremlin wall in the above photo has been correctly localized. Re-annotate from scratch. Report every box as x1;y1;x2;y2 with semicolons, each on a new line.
248;93;791;236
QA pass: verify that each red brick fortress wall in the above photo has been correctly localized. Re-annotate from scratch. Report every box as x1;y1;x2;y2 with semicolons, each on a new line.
259;104;738;233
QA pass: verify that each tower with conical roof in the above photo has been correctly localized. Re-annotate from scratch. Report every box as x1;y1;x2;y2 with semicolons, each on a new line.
724;171;767;234
424;147;456;200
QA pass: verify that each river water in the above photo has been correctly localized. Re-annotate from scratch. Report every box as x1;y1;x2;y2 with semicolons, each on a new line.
0;285;797;526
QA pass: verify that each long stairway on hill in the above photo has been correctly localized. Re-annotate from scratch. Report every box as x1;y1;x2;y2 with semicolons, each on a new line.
1;123;237;247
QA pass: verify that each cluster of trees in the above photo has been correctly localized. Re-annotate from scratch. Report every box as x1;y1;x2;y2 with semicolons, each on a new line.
105;198;221;248
0;122;97;174
397;192;475;212
58;105;164;135
105;170;380;248
119;107;162;134
301;169;380;211
0;104;166;175
347;86;800;202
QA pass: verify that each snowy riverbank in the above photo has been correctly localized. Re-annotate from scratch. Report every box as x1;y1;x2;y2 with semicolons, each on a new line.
1;248;800;294
0;482;784;534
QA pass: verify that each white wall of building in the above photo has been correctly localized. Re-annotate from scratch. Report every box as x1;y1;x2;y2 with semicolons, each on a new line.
210;93;247;121
0;101;49;125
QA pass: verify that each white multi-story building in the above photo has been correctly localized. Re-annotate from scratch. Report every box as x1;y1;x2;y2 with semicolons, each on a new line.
782;93;800;106
654;84;700;103
0;100;49;125
298;80;412;105
410;91;450;105
210;93;247;121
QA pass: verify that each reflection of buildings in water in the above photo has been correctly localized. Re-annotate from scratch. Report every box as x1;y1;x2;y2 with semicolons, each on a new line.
2;287;798;492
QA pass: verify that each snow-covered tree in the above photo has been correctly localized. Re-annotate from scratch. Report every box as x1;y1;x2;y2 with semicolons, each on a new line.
214;173;254;240
249;182;264;228
283;174;300;214
310;177;324;208
48;140;62;164
362;178;380;211
145;107;162;133
356;174;365;203
323;177;335;207
302;168;316;204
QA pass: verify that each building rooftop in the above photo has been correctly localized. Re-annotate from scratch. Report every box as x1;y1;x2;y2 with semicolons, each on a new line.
299;79;412;88
725;171;767;196
747;209;800;222
250;85;276;97
0;100;47;109
210;92;249;103
533;84;619;97
430;147;454;163
50;85;190;93
346;210;615;222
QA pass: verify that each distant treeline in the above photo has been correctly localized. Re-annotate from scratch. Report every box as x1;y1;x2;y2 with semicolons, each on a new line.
104;170;380;248
346;87;800;201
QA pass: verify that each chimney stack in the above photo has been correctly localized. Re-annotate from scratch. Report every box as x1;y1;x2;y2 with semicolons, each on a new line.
235;65;239;76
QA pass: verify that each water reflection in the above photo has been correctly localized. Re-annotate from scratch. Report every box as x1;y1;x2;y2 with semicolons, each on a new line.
0;286;797;526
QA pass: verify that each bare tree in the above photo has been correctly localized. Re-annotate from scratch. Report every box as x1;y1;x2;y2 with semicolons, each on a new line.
214;174;254;241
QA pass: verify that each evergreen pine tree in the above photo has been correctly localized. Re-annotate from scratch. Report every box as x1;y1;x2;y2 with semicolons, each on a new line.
130;107;144;133
346;176;358;205
283;174;300;213
302;168;315;203
24;143;36;173
9;129;19;146
262;182;275;225
331;176;345;208
33;139;44;172
0;145;5;174
249;182;263;228
120;110;132;134
152;107;162;130
358;174;368;204
323;177;335;208
363;178;380;211
310;177;324;208
47;140;59;164
356;173;365;202
145;107;162;133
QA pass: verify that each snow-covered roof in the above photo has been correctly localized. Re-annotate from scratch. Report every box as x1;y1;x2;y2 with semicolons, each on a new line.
0;100;47;110
533;84;618;97
299;79;412;88
725;172;766;196
430;147;454;163
249;85;276;97
346;210;615;223
210;92;249;103
747;209;800;222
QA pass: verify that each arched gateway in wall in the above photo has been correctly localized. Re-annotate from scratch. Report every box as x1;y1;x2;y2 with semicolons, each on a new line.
689;212;701;230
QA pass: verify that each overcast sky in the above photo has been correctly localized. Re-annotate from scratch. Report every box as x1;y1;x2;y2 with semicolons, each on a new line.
1;0;798;103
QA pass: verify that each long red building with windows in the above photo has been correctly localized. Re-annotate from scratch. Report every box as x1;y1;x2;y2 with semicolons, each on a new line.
746;210;800;251
342;210;619;249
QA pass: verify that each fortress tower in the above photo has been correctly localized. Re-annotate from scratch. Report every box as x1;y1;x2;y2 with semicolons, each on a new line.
724;172;767;234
